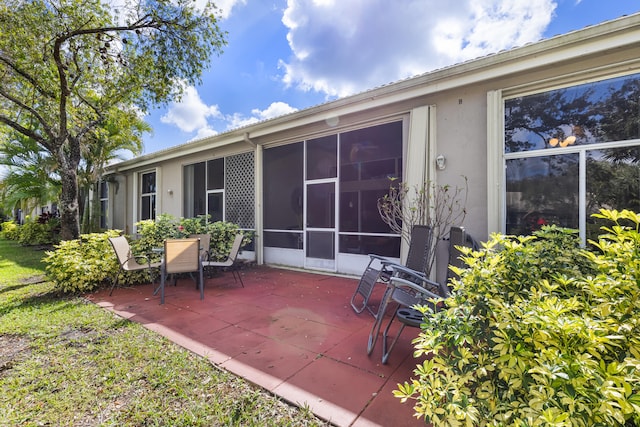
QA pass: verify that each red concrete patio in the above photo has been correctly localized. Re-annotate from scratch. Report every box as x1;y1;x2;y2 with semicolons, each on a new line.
87;265;427;427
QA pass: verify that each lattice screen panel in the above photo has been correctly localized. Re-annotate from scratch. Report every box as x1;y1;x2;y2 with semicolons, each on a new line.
225;152;255;228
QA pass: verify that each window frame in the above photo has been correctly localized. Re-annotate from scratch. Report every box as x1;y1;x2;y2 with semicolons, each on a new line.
139;170;156;221
99;180;108;229
489;69;640;241
183;158;226;221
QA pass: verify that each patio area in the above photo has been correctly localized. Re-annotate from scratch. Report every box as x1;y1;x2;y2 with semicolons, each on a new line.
86;265;427;427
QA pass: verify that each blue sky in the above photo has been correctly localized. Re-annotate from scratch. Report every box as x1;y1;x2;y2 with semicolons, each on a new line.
139;0;640;156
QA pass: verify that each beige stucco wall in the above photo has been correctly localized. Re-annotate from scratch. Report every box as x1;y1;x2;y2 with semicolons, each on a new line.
105;13;640;280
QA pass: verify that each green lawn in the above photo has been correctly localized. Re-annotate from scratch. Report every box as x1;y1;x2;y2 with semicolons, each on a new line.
0;239;327;426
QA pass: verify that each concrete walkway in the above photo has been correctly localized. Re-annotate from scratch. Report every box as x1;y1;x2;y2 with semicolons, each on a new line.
87;265;426;427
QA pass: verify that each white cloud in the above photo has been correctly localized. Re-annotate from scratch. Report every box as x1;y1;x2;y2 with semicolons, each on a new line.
281;0;557;97
161;85;222;133
253;101;298;120
202;0;247;19
162;84;297;138
226;101;298;129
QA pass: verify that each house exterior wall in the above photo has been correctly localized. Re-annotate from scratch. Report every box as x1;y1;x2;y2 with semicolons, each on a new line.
105;13;640;282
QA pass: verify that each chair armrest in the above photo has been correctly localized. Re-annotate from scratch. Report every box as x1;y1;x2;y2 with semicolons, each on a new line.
387;264;427;281
388;265;450;298
388;276;444;304
367;255;403;281
131;254;153;267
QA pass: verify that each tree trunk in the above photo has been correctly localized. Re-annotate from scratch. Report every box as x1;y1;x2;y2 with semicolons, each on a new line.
53;129;83;241
59;161;81;241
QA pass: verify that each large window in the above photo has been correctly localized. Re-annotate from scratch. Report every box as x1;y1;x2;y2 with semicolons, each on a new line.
504;72;640;240
262;121;403;257
184;158;224;221
140;171;156;220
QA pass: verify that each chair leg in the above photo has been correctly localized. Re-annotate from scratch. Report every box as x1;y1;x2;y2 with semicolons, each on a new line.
160;271;166;304
153;266;166;304
199;266;204;300
109;268;123;296
233;268;244;287
381;308;424;364
367;286;393;356
381;310;404;365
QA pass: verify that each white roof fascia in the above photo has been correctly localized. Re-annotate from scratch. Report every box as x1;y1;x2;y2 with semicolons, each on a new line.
108;12;640;174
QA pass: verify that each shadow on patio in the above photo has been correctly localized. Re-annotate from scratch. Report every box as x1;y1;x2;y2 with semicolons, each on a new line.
87;265;426;427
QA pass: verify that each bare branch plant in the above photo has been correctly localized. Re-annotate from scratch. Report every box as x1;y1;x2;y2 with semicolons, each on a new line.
377;177;468;276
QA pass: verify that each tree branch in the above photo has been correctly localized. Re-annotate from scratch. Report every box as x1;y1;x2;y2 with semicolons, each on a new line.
0;53;58;100
0;115;50;150
0;88;57;149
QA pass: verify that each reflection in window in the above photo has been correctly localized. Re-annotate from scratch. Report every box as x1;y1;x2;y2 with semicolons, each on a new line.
506;155;579;235
505;73;640;153
504;72;640;239
586;147;640;240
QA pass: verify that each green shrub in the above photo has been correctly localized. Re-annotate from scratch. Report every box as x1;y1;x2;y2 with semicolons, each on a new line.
134;214;252;262
395;214;640;426
43;230;146;293
17;220;59;246
208;220;253;260
43;214;254;294
134;214;183;261
1;220;20;240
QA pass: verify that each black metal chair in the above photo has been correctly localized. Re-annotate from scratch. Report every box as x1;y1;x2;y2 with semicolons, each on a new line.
351;225;433;316
366;265;449;364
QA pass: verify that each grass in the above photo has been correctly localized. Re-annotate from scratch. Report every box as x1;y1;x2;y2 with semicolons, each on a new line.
0;239;328;426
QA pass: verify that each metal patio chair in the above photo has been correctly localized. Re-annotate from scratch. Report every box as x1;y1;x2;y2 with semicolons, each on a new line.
202;233;245;287
366;264;450;364
156;238;204;304
351;225;433;316
108;235;161;296
189;233;212;262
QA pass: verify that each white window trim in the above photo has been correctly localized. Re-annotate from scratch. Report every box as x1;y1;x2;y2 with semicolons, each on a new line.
486;89;504;235
134;168;159;229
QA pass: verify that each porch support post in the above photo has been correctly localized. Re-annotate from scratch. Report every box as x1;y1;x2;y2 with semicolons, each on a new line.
255;144;264;265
